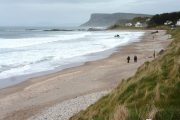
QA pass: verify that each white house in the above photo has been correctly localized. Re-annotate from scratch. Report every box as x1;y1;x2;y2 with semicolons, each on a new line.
135;22;143;27
164;20;173;25
176;19;180;26
125;23;133;27
146;18;151;22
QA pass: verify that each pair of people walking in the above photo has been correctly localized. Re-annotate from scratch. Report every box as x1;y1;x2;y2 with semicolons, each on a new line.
127;56;137;63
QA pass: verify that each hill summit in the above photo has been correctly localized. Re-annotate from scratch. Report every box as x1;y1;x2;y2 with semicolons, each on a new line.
80;13;152;27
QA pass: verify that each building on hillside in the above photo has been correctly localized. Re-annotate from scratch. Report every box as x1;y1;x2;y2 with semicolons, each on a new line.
135;22;143;27
125;23;133;27
146;18;151;22
176;19;180;26
164;20;173;25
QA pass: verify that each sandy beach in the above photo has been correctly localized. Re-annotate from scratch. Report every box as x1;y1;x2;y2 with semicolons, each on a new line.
0;30;171;120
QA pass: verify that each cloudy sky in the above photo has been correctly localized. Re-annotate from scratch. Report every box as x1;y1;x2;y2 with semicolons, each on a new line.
0;0;179;26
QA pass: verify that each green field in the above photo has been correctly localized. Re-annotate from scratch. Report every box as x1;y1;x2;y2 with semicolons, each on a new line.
70;29;180;120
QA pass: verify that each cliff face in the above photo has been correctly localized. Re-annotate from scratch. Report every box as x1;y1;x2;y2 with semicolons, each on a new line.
81;13;152;27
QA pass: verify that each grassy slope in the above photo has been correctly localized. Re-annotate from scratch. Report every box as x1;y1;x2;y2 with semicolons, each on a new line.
108;24;146;30
108;25;170;30
70;29;180;120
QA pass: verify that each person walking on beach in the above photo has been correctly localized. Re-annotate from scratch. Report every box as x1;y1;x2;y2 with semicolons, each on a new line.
127;56;130;63
153;50;156;58
134;55;137;63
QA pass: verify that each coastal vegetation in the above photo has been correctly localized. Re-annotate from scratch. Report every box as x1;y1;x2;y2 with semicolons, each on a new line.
109;11;180;29
70;29;180;119
108;24;146;30
131;17;149;24
148;12;180;27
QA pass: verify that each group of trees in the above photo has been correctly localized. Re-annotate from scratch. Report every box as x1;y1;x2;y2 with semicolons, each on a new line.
148;12;180;27
110;11;180;29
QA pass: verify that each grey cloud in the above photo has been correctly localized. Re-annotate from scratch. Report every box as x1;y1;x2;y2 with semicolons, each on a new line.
0;0;179;26
0;0;115;4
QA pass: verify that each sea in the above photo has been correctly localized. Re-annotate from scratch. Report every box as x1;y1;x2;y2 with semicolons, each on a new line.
0;27;144;89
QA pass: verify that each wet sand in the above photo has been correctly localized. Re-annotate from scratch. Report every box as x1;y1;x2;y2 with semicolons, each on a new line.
0;30;171;120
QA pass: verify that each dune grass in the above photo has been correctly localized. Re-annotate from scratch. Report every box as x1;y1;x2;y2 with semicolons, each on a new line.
70;28;180;120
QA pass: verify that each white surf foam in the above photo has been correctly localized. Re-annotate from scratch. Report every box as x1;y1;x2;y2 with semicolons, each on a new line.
0;32;91;49
0;31;144;81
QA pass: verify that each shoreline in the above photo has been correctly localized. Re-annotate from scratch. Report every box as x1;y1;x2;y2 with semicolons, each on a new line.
0;30;143;90
0;47;115;90
0;30;171;120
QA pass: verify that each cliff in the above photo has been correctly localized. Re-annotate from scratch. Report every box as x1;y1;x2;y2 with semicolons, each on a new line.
80;13;152;27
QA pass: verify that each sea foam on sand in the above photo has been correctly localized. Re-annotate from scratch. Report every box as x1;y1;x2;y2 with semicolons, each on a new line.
0;31;144;89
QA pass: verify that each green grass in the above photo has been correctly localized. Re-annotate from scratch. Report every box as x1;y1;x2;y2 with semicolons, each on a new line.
70;28;180;120
108;24;146;30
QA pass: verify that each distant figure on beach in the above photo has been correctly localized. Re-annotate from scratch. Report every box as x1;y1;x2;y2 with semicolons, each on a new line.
153;50;156;58
134;56;137;62
127;56;130;63
153;36;155;40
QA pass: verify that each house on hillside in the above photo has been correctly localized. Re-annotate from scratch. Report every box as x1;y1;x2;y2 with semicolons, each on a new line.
164;20;173;25
176;19;180;26
125;23;133;27
135;22;143;27
146;18;151;22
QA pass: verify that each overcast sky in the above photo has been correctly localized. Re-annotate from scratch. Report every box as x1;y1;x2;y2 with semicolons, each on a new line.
0;0;179;26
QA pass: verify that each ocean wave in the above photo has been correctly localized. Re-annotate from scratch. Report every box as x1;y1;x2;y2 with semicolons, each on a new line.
0;32;91;49
0;31;144;80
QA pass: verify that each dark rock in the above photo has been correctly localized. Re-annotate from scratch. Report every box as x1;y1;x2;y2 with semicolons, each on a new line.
159;49;165;55
44;29;73;31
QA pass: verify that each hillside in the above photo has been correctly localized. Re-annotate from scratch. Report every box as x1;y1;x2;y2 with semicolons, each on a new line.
149;11;180;27
80;13;151;27
70;29;180;120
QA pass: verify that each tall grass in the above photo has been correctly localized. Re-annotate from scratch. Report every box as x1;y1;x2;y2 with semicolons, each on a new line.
70;28;180;120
